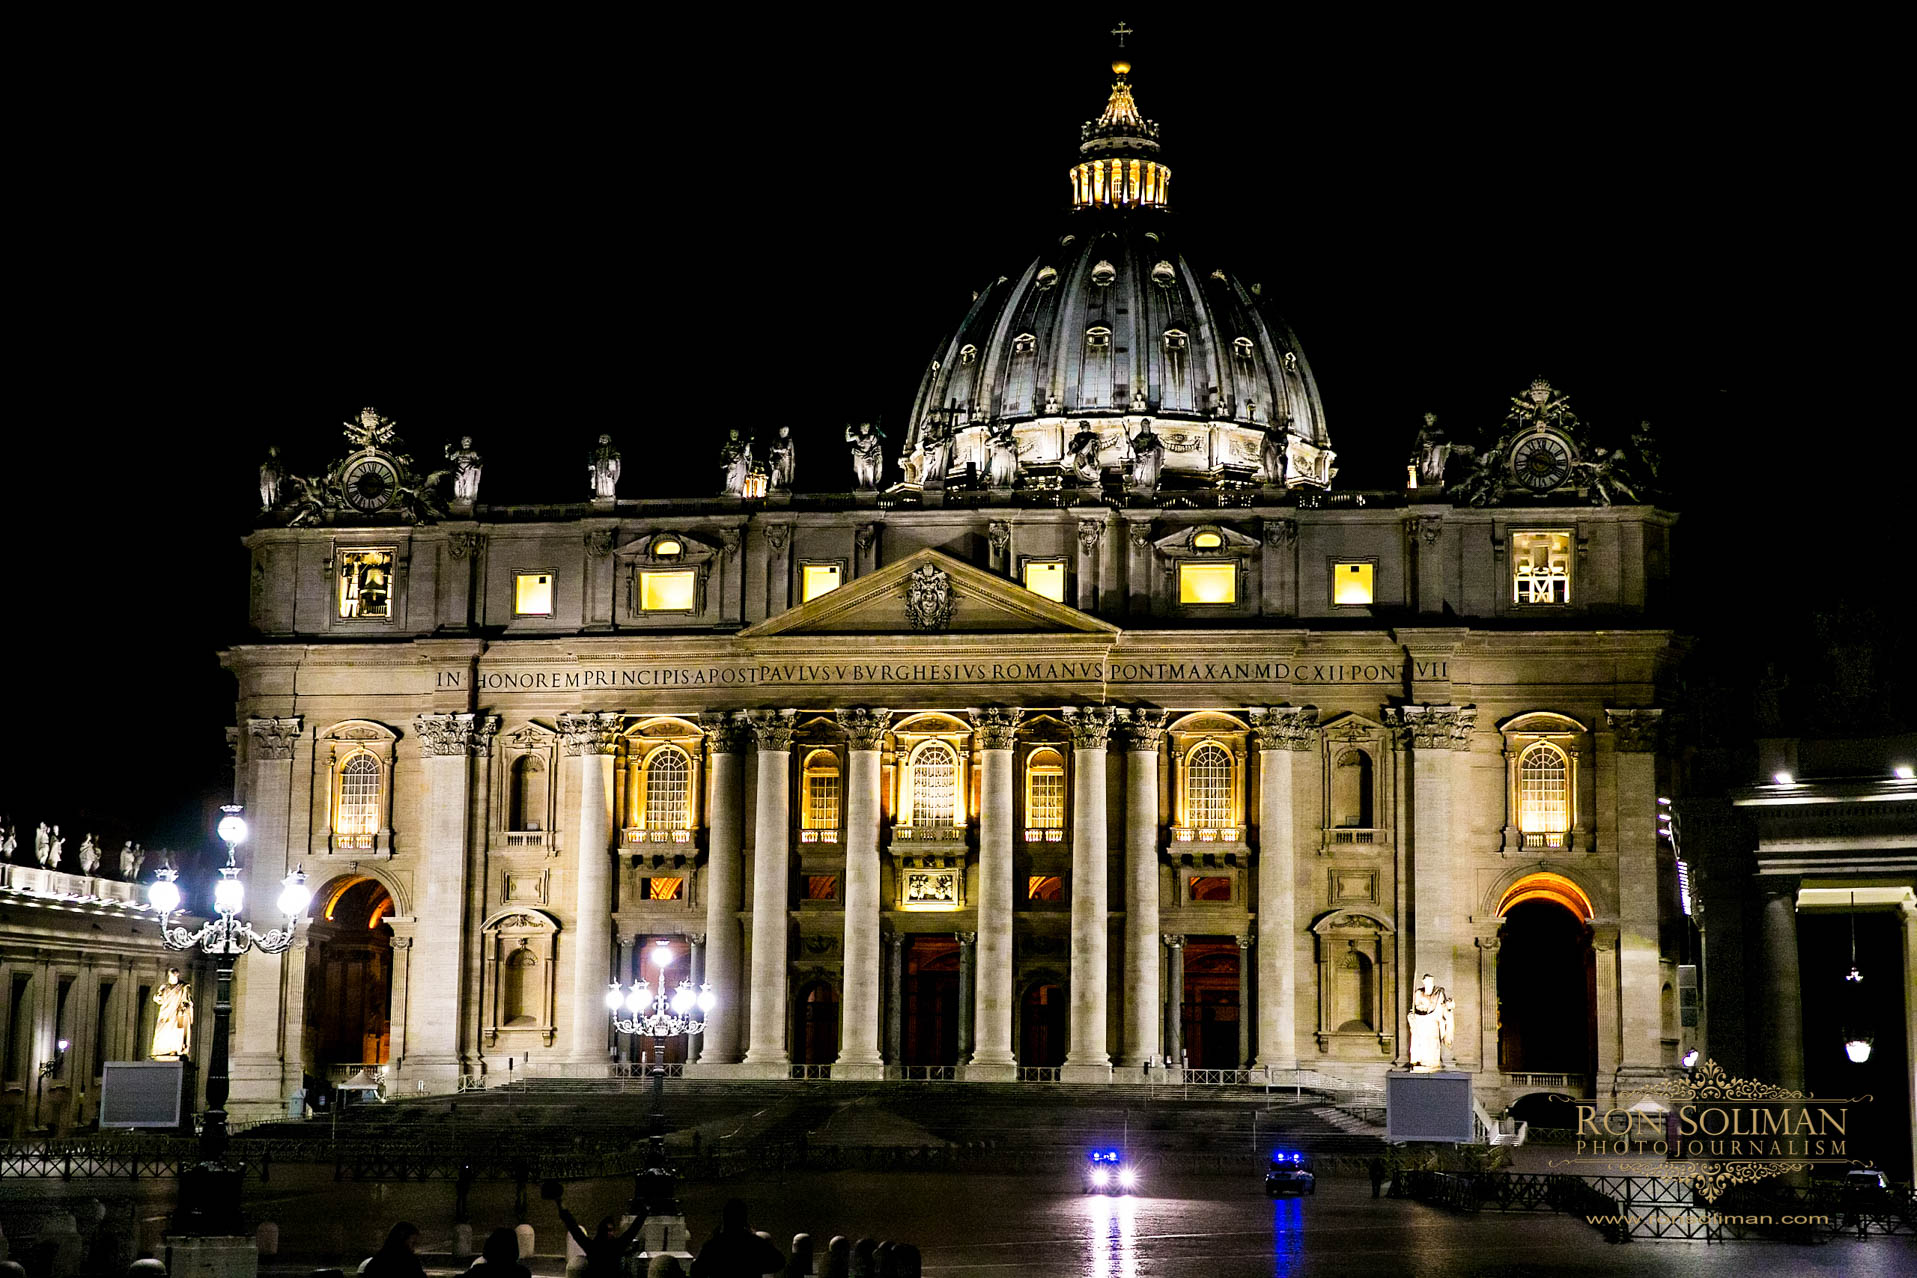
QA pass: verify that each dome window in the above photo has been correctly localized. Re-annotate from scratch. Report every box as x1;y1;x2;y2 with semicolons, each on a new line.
1162;330;1188;352
1091;260;1116;288
1086;327;1112;350
1036;265;1059;290
1059;235;1076;248
1232;336;1255;366
1150;260;1176;288
1013;333;1037;355
960;344;978;365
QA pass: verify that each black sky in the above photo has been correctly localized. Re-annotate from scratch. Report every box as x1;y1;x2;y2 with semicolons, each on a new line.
3;12;1903;854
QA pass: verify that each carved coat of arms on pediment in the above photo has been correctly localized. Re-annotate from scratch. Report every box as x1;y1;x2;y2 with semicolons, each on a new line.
903;563;956;631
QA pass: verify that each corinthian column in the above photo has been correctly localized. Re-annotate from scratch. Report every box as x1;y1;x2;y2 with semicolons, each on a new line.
1606;708;1665;1088
1061;705;1115;1080
560;712;622;1066
968;707;1022;1079
696;713;745;1065
1383;703;1477;1038
1117;709;1166;1069
742;709;797;1072
409;712;497;1084
230;716;301;1113
835;707;891;1078
1250;705;1316;1072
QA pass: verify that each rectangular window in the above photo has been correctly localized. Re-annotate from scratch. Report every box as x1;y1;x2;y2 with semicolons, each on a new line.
800;563;842;602
644;876;684;901
805;875;838;901
1027;875;1064;902
1026;764;1065;830
1512;530;1573;604
1188;875;1233;902
1332;561;1374;606
1178;561;1236;605
1024;560;1068;603
640;570;697;611
514;572;554;616
337;548;395;619
94;983;113;1075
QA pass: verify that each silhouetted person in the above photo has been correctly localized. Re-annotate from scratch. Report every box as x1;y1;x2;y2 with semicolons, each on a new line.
558;1202;646;1278
691;1199;785;1277
1368;1156;1386;1199
362;1222;425;1278
469;1229;529;1278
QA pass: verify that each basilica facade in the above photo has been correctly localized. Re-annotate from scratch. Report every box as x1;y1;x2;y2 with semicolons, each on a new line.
224;56;1683;1114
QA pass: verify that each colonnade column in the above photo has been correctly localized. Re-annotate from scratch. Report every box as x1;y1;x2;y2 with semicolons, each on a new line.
1758;887;1804;1093
230;716;301;1112
696;713;744;1065
686;932;706;1061
1476;931;1503;1075
956;933;976;1063
560;712;622;1067
1061;706;1115;1080
1165;934;1185;1068
742;710;797;1073
1250;706;1316;1072
1384;703;1477;1065
410;713;496;1083
1592;924;1621;1095
1605;709;1666;1089
885;932;904;1065
1236;936;1253;1069
969;708;1022;1078
835;708;891;1079
1118;709;1166;1070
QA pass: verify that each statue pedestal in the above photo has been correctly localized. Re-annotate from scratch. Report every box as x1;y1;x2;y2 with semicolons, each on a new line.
1385;1070;1475;1144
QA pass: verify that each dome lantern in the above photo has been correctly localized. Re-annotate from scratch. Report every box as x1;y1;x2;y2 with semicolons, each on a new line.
1072;55;1169;209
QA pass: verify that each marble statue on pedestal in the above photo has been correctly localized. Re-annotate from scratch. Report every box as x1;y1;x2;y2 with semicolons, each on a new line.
917;420;951;486
1410;413;1451;488
34;822;49;866
78;834;100;875
120;841;137;879
151;969;193;1060
1068;422;1102;484
259;446;283;510
446;436;483;504
986;422;1019;489
1406;973;1454;1071
846;422;885;490
1262;422;1291;487
49;827;64;869
1128;420;1164;496
719;429;753;496
767;426;796;492
589;435;622;499
2;824;16;862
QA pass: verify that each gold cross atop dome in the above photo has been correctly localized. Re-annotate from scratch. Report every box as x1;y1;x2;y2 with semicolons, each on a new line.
1111;19;1133;48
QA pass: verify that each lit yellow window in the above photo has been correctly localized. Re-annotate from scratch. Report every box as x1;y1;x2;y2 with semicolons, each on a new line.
514;572;553;616
1513;531;1573;604
1333;562;1374;606
1518;743;1571;847
1024;561;1067;602
640;570;696;611
801;563;841;602
1192;530;1223;549
1179;562;1236;605
652;538;682;558
645;876;684;901
337;548;395;620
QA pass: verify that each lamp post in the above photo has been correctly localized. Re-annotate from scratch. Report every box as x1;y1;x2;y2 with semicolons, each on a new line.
35;1038;69;1132
607;940;715;1213
148;804;311;1236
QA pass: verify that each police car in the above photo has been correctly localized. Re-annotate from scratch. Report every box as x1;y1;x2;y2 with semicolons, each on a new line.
1084;1149;1139;1195
1265;1150;1316;1196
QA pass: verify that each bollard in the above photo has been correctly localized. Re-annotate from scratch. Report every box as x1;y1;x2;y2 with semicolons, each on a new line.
786;1233;812;1278
452;1224;473;1259
516;1223;535;1259
256;1223;279;1257
823;1236;850;1278
0;1264;23;1278
876;1240;897;1278
645;1258;686;1278
849;1237;877;1278
894;1244;921;1278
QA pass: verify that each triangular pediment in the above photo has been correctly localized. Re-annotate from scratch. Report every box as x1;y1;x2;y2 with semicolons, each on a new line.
741;548;1120;637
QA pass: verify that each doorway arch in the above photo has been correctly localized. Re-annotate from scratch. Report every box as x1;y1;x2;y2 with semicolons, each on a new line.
1495;872;1596;1084
1019;977;1067;1067
305;875;395;1069
795;979;840;1066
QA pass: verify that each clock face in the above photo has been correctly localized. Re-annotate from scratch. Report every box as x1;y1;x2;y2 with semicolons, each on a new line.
343;456;400;513
1512;433;1572;493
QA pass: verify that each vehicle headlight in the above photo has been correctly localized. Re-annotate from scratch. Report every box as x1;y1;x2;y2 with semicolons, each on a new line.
1091;1168;1109;1186
1118;1168;1137;1188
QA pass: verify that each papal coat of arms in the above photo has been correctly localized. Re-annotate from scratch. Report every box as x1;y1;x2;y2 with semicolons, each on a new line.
904;564;956;630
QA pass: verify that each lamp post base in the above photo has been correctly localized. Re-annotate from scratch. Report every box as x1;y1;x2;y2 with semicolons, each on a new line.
164;1234;258;1278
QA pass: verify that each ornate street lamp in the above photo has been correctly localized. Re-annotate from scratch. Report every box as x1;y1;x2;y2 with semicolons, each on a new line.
148;805;311;1236
1841;890;1873;1063
606;941;714;1212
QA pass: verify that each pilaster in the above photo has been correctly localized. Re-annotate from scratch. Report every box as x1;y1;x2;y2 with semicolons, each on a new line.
968;707;1022;1077
695;713;745;1065
230;715;302;1113
560;712;621;1068
741;710;796;1073
1250;705;1314;1070
835;707;890;1078
1117;709;1165;1069
1604;708;1664;1081
1061;705;1114;1080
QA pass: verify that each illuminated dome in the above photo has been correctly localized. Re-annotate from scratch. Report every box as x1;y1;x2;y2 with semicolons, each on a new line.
904;56;1333;491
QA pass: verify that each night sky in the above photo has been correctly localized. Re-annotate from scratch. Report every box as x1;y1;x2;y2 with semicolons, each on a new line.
3;13;1900;853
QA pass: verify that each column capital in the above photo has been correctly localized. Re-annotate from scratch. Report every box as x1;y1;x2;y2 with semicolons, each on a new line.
688;932;707;945
970;707;1024;750
1475;934;1503;952
414;712;500;758
1590;923;1619;951
1076;518;1105;551
559;712;624;756
885;931;904;952
1249;705;1318;751
1062;705;1116;748
1162;933;1185;949
699;711;743;756
1115;707;1168;751
745;709;799;753
246;716;303;761
1235;936;1253;951
1383;703;1477;750
837;707;893;751
956;931;977;945
1603;708;1664;753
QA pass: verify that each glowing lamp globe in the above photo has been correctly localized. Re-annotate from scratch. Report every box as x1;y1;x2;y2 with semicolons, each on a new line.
1845;1037;1873;1063
628;984;648;1014
217;811;249;847
652;945;673;970
698;988;717;1013
605;984;624;1012
671;986;695;1016
57;1039;69;1053
277;867;311;918
149;877;182;915
214;875;244;916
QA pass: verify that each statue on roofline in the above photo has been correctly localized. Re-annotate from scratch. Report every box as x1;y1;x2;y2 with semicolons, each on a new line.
446;436;483;504
719;429;753;497
846;421;885;490
589;434;622;499
767;426;797;492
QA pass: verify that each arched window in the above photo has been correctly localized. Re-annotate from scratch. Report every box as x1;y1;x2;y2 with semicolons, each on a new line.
1184;742;1234;831
336;752;382;844
643;747;693;831
1012;332;1037;355
1025;748;1066;835
502;948;537;1026
1517;743;1571;847
1232;336;1255;367
1331;749;1374;829
802;750;841;836
907;741;959;827
509;755;547;832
